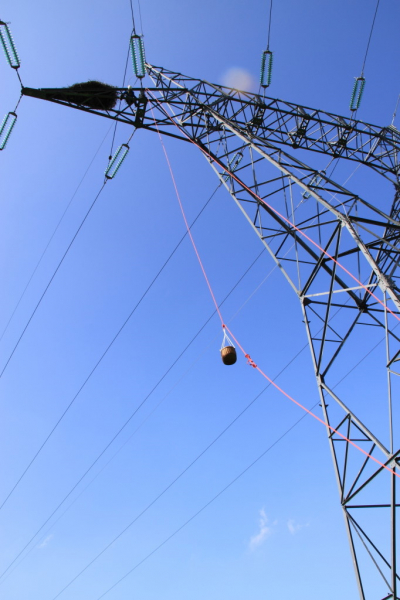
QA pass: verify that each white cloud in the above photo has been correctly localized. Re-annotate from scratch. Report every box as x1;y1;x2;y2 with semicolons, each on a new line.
249;508;276;550
287;519;309;535
37;534;53;549
221;68;257;93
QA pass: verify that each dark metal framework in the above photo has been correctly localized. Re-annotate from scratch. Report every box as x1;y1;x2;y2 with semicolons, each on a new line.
22;65;400;599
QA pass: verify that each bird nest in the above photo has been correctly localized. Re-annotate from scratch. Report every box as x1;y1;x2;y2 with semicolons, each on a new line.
47;81;118;110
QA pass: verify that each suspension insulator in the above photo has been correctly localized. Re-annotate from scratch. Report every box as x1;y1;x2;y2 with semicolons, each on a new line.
260;50;273;88
350;76;365;111
0;112;17;150
0;21;20;69
302;170;326;200
130;35;146;79
223;152;243;181
105;144;130;179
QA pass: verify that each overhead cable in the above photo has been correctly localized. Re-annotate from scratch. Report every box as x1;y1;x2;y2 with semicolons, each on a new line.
8;240;380;590
137;0;144;36
45;286;387;599
129;0;136;33
108;42;131;163
350;0;381;113
0;232;267;582
73;308;395;600
0;126;113;344
266;0;273;49
361;0;381;75
95;312;393;600
0;183;107;382
0;184;221;516
92;405;318;600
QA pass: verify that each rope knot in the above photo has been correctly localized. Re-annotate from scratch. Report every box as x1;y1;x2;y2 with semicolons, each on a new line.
245;354;257;368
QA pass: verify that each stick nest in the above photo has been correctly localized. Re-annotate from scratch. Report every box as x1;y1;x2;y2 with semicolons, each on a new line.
48;81;118;110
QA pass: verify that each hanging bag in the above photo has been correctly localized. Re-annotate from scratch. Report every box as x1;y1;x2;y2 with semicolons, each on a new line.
220;329;237;365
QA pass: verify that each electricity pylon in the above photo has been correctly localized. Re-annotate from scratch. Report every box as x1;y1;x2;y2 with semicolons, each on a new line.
22;63;400;599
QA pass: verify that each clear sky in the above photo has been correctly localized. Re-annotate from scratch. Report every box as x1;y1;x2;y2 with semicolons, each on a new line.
0;1;399;599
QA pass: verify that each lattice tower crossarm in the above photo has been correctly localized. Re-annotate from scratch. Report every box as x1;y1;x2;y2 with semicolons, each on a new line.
21;65;400;599
22;68;400;181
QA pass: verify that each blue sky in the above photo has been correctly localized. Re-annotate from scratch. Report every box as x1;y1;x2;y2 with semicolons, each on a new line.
0;1;399;599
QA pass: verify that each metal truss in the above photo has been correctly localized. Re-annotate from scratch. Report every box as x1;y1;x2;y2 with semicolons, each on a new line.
22;64;400;599
22;67;400;181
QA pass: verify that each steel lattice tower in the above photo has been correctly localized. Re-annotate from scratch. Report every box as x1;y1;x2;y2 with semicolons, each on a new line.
22;64;400;599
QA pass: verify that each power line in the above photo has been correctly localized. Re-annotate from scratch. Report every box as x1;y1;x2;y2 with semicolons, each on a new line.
0;243;268;585
1;13;131;352
108;43;131;161
0;249;298;584
93;405;315;600
50;340;308;599
5;254;380;591
266;0;273;50
361;0;381;75
137;0;144;36
0;126;113;345
0;236;267;582
0;184;222;518
129;0;136;33
42;275;372;598
57;404;278;599
62;306;389;600
0;182;107;381
0;26;135;519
